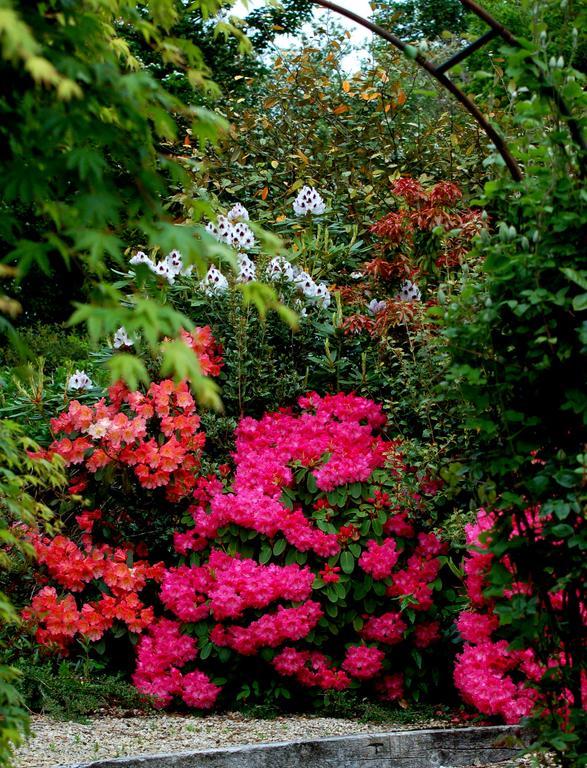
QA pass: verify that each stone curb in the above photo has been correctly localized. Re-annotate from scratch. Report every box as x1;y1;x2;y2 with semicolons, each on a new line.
61;725;526;768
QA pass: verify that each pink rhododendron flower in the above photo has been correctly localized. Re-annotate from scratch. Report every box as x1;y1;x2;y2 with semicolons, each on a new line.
359;538;400;580
376;673;405;701
361;612;406;645
342;645;385;680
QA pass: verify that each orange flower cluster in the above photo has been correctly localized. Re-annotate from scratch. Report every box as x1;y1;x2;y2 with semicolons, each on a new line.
23;514;164;653
51;379;206;502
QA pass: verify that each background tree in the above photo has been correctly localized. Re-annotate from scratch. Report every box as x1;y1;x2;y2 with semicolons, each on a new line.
0;0;245;398
125;0;315;104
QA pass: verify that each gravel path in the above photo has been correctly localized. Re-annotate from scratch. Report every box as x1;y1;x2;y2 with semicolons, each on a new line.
13;713;432;767
14;714;553;768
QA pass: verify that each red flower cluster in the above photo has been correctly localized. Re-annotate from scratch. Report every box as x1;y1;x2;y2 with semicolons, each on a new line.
28;387;447;712
359;538;400;580
342;645;385;680
361;611;406;645
51;379;207;502
23;523;164;652
159;551;315;623
177;327;223;378
454;508;587;724
210;601;324;656
273;647;350;690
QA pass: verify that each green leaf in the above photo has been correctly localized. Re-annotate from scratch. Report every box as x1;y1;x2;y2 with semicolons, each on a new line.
259;544;272;564
273;539;286;556
550;524;574;538
561;268;587;290
340;550;355;574
106;354;148;391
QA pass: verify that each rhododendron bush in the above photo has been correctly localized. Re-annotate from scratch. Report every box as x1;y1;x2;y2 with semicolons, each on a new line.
23;390;450;710
133;392;448;709
47;327;222;553
338;176;486;339
454;508;587;726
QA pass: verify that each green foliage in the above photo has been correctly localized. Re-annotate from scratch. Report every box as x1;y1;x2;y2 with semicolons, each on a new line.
201;28;488;227
0;0;243;393
0;420;66;763
371;0;467;42
440;31;586;766
15;659;149;720
0;324;91;371
126;0;314;103
317;689;449;725
0;359;103;444
0;665;28;767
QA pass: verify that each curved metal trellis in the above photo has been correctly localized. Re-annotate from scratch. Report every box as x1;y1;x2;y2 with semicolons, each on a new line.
311;0;587;181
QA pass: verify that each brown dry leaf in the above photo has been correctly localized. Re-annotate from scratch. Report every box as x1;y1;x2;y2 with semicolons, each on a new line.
0;295;22;318
0;265;18;278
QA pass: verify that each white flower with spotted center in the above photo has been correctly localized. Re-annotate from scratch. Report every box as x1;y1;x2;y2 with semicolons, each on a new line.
293;186;326;216
68;370;93;391
398;280;421;302
227;203;249;222
267;257;295;282
113;327;134;349
367;299;387;315
200;266;228;295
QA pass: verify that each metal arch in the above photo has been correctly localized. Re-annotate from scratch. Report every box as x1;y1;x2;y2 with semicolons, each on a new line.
311;0;587;181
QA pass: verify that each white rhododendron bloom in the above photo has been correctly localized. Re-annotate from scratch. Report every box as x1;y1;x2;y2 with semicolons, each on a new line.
237;254;256;283
266;256;295;282
367;299;387;315
87;418;112;439
206;210;254;250
113;326;134;349
154;260;174;283
227;203;249;222
129;249;192;285
68;370;93;391
129;251;154;269
294;271;318;298
207;216;235;246
398;280;421;302
314;283;331;309
206;221;220;238
163;250;193;279
200;266;228;295
231;221;255;251
350;271;363;280
164;249;183;274
293;186;326;216
216;215;235;244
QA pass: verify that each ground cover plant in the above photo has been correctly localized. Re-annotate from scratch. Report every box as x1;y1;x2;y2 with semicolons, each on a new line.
1;0;586;766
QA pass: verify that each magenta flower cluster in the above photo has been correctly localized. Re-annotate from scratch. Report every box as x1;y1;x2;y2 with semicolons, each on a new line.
454;508;586;724
131;392;447;710
133;619;220;709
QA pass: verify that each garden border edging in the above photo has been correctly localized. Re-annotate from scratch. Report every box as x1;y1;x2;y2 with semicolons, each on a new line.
62;724;526;768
